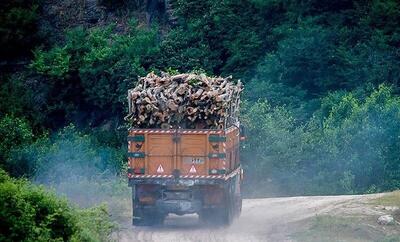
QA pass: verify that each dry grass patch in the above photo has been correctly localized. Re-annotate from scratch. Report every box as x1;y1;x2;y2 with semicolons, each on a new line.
373;191;400;207
293;215;388;242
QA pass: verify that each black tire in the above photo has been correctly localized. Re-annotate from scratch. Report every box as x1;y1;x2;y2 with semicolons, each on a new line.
199;203;233;226
221;199;234;226
221;182;235;226
237;196;242;217
232;195;242;218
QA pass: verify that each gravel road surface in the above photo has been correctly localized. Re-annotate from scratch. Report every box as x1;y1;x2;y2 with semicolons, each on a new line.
116;194;381;242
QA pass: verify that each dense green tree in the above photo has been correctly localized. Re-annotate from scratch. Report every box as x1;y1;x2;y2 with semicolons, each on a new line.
2;0;400;197
241;101;308;195
30;21;159;128
0;0;41;59
158;0;283;79
0;115;33;169
243;85;400;195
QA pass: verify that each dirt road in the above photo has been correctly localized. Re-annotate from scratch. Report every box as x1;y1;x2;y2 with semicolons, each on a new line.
116;194;388;242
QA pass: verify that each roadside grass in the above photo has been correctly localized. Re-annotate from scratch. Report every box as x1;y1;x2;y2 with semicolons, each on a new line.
371;190;400;223
293;215;400;242
294;192;400;242
73;205;118;242
372;190;400;207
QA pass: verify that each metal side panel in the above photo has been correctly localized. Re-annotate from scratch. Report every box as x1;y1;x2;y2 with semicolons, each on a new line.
147;134;175;175
178;133;208;176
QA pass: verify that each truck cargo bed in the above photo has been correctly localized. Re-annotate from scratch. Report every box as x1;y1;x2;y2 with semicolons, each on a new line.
127;125;240;180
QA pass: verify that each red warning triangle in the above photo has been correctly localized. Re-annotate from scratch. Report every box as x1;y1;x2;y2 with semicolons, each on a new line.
189;165;197;173
157;164;164;173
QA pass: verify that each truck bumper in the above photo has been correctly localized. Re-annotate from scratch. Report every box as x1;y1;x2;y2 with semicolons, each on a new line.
128;167;242;186
155;199;202;214
129;177;227;186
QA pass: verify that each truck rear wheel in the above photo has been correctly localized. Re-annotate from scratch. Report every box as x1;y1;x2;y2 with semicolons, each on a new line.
237;196;242;217
199;200;233;225
221;197;234;225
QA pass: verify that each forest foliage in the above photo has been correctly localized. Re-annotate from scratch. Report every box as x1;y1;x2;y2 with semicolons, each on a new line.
243;85;400;195
1;0;400;219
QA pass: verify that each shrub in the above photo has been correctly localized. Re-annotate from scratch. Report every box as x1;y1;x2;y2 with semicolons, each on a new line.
31;47;71;77
8;125;125;183
241;100;308;195
0;115;33;155
30;21;160;127
0;169;115;242
243;85;400;195
71;205;116;242
314;85;400;193
0;171;76;241
0;115;34;175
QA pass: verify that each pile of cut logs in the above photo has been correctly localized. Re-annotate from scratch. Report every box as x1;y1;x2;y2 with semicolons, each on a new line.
125;72;243;129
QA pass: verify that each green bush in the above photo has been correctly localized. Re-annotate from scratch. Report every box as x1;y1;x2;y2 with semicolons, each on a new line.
0;170;76;241
0;115;34;175
241;101;308;196
243;85;400;195
71;205;116;242
31;47;71;77
314;85;400;193
0;115;33;155
8;125;125;182
30;21;160;127
0;169;115;242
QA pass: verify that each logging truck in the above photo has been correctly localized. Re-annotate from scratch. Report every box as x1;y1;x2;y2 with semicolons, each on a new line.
127;73;244;226
127;125;245;225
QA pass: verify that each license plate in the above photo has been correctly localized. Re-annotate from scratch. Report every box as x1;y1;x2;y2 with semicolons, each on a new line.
183;157;205;164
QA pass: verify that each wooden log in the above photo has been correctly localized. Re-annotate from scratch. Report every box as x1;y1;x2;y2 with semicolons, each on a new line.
167;100;178;111
192;89;203;99
126;72;242;129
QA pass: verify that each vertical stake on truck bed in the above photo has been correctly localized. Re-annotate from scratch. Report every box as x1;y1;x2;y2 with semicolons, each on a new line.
173;129;178;172
206;133;210;175
145;133;149;175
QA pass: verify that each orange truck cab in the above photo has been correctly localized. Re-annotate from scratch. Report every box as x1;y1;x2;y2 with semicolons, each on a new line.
127;124;244;225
